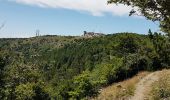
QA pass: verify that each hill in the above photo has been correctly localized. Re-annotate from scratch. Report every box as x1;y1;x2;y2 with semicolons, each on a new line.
0;32;170;99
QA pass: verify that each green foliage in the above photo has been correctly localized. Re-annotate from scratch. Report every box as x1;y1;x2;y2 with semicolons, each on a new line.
14;82;51;100
33;85;51;100
148;31;170;68
5;63;40;86
69;71;98;99
0;56;6;99
117;34;139;54
0;33;169;99
15;83;35;100
108;0;170;34
91;57;123;85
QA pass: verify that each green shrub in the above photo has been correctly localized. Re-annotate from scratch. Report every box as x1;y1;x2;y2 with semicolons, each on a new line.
69;71;98;99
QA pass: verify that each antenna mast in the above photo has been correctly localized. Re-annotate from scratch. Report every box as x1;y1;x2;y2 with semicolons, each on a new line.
36;29;40;37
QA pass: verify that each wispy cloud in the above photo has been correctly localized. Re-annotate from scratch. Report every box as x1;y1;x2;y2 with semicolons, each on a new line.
11;0;132;16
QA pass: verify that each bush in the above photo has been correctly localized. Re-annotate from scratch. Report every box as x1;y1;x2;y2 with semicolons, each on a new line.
68;71;98;99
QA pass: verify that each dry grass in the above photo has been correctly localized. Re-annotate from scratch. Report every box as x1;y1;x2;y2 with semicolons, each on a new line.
92;71;150;100
149;69;170;100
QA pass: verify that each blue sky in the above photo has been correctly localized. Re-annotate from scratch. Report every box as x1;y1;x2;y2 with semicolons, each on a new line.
0;0;159;38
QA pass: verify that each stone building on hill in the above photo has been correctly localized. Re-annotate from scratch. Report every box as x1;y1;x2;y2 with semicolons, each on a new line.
83;31;105;37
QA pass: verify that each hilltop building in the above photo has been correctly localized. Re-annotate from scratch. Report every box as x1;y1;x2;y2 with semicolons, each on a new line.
83;31;105;37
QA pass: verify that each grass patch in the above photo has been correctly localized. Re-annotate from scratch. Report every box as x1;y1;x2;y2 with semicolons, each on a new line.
149;70;170;100
93;71;149;100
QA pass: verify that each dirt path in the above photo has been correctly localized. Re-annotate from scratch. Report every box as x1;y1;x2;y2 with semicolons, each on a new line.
130;71;162;100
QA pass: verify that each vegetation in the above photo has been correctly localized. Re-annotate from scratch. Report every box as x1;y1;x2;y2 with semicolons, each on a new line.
0;32;170;99
0;0;169;99
108;0;170;34
150;70;170;100
95;72;149;100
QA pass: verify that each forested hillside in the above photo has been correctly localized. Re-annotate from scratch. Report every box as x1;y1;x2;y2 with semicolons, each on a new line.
0;32;169;99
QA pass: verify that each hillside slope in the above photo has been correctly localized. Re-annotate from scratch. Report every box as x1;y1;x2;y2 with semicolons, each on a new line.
0;33;170;99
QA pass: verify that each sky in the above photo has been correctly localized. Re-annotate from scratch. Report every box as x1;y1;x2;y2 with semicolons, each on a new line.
0;0;160;38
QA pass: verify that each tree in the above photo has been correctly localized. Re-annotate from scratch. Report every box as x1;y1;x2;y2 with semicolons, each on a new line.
0;57;6;99
15;83;35;100
148;31;170;68
4;63;41;99
118;34;138;54
68;71;98;99
108;0;170;34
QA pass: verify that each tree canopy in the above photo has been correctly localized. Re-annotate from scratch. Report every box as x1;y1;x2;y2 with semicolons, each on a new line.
108;0;170;34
